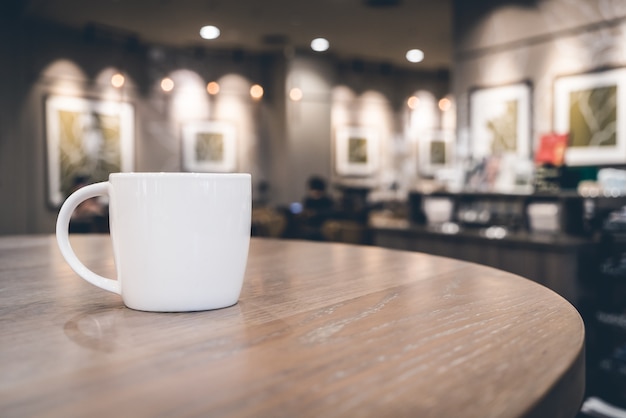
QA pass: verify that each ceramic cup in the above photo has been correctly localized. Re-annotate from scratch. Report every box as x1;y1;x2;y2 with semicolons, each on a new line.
56;172;252;312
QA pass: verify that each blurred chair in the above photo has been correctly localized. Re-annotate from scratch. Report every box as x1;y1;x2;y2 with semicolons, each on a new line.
251;207;287;238
322;220;367;244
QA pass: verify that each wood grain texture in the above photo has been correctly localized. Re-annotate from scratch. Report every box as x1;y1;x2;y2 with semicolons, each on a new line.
0;235;585;417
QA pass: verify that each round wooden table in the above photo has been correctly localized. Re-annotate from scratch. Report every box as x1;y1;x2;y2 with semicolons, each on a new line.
0;235;585;417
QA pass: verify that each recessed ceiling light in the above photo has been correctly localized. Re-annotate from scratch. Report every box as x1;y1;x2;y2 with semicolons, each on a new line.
111;73;125;88
250;84;264;100
161;77;174;92
310;38;329;52
207;81;220;95
406;49;424;63
439;97;452;111
200;25;220;40
289;88;303;101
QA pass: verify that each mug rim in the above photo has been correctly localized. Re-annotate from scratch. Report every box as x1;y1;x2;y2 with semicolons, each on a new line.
110;172;251;179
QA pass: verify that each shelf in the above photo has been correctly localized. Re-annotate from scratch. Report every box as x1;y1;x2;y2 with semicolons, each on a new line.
372;223;594;250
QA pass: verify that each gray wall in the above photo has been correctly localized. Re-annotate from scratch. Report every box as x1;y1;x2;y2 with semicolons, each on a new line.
452;0;626;156
0;15;447;235
0;5;28;234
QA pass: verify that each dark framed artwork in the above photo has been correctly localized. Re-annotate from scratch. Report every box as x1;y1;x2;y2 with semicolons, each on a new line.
45;95;134;206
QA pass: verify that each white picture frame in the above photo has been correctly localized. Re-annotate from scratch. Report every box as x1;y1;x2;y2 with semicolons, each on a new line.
45;95;134;206
419;130;454;175
182;121;237;173
554;67;626;166
334;126;379;177
469;82;531;161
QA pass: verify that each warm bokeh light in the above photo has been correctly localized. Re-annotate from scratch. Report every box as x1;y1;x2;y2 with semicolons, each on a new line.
207;81;220;95
310;38;329;52
161;77;174;92
407;96;419;109
289;87;303;101
199;25;220;40
439;97;452;111
406;49;424;63
250;84;264;100
111;73;125;88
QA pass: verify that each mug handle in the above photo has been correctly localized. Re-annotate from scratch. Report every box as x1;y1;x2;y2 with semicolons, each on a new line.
55;182;121;295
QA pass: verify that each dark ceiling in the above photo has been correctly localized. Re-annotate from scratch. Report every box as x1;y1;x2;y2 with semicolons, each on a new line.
19;0;452;71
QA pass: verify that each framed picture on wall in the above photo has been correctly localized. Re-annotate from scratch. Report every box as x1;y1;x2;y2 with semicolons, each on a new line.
419;130;454;175
45;95;134;206
554;67;626;166
469;81;532;161
334;126;379;177
182;121;237;173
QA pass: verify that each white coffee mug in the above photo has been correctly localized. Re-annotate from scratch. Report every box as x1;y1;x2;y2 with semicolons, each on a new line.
56;172;252;312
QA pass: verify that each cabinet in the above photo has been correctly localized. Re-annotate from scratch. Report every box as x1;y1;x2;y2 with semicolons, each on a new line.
407;190;588;236
372;224;594;306
586;210;626;407
373;191;626;308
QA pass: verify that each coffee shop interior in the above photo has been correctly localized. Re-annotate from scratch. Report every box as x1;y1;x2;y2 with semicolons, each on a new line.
2;0;626;415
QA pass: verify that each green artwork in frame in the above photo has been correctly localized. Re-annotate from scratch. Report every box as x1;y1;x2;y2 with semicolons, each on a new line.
45;95;134;206
335;126;379;177
430;139;447;165
348;137;368;164
57;110;122;195
568;85;617;148
195;131;225;162
486;99;518;154
418;130;454;176
469;82;531;161
182;121;237;172
554;68;626;166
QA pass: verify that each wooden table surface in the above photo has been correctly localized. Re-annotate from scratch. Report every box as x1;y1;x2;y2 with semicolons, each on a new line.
0;235;585;418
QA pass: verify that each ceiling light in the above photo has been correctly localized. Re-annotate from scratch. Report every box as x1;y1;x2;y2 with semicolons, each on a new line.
289;88;303;101
207;81;220;95
407;96;419;109
199;25;220;40
406;49;424;63
438;97;452;112
310;38;329;52
161;77;174;92
250;84;264;100
111;73;125;88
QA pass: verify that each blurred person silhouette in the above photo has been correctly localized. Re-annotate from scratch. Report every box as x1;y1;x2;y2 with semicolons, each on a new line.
299;175;335;240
